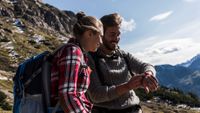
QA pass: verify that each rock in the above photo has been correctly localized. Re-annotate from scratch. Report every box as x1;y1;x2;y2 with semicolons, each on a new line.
3;28;12;33
10;0;77;35
0;70;13;79
0;7;14;17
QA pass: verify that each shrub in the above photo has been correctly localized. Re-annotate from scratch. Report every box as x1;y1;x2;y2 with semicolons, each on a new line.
0;91;12;110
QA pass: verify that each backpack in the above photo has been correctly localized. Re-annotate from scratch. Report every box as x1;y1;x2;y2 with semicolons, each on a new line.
13;44;68;113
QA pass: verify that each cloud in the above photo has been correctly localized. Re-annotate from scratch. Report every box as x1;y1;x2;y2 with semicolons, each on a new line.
133;38;200;65
121;18;200;65
150;11;173;22
160;48;179;54
170;20;200;38
184;0;197;2
120;17;136;33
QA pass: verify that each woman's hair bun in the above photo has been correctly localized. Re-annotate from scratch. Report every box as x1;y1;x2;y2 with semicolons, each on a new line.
76;11;86;21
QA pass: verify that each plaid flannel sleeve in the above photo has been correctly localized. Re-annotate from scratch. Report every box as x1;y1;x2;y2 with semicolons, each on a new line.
57;46;88;113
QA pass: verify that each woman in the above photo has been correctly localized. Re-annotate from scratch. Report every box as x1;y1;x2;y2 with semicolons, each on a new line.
50;12;103;113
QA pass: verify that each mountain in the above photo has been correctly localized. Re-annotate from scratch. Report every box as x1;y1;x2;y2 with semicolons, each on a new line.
0;0;77;73
178;54;200;70
1;0;76;35
0;0;77;108
156;54;200;97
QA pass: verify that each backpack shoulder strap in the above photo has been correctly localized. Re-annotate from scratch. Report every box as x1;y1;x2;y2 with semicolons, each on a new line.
46;44;68;62
89;52;105;84
49;43;81;60
51;44;68;56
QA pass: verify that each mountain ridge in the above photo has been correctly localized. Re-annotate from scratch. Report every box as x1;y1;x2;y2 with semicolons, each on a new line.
1;0;77;35
177;53;200;69
156;53;200;97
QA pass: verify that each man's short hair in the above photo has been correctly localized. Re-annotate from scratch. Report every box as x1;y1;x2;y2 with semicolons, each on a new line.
100;13;122;30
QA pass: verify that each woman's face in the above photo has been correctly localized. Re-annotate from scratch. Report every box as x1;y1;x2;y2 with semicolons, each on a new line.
87;31;102;52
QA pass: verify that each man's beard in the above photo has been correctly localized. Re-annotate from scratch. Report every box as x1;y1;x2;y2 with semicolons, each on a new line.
103;40;118;51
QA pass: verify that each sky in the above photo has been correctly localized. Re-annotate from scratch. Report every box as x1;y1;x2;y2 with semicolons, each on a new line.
43;0;200;65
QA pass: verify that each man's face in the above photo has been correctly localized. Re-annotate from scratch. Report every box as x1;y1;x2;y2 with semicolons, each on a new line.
103;26;121;51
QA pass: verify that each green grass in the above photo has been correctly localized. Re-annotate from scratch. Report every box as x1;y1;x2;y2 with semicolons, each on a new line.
0;110;11;113
0;80;13;93
0;49;15;72
1;16;62;73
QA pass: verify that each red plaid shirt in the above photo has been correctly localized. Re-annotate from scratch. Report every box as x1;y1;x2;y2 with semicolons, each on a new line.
51;42;92;113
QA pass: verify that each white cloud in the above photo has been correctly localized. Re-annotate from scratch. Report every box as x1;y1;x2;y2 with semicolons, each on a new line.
184;0;197;2
121;36;163;53
121;19;200;65
134;38;200;65
133;37;200;65
170;20;200;38
121;17;136;33
150;11;173;22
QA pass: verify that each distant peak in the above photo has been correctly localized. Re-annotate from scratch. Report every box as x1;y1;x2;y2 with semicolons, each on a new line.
177;53;200;67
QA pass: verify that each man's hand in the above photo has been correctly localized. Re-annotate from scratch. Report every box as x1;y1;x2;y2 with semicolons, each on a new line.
127;71;158;93
142;71;159;93
127;75;144;90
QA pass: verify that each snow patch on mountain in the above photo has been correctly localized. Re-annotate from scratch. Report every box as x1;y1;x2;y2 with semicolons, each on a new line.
177;54;200;67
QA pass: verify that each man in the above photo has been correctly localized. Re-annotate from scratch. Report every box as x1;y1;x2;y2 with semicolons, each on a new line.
87;13;158;113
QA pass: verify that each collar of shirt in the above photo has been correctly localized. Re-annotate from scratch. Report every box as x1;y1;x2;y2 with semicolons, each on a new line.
68;38;88;55
97;48;120;59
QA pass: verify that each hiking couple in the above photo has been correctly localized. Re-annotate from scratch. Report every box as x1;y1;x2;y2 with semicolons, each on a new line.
14;12;158;113
52;12;158;113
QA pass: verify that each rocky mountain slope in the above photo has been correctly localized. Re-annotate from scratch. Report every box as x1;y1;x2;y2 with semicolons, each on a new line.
0;0;77;73
0;0;76;109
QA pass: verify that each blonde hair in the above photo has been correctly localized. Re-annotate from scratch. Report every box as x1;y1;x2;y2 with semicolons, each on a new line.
73;12;103;37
